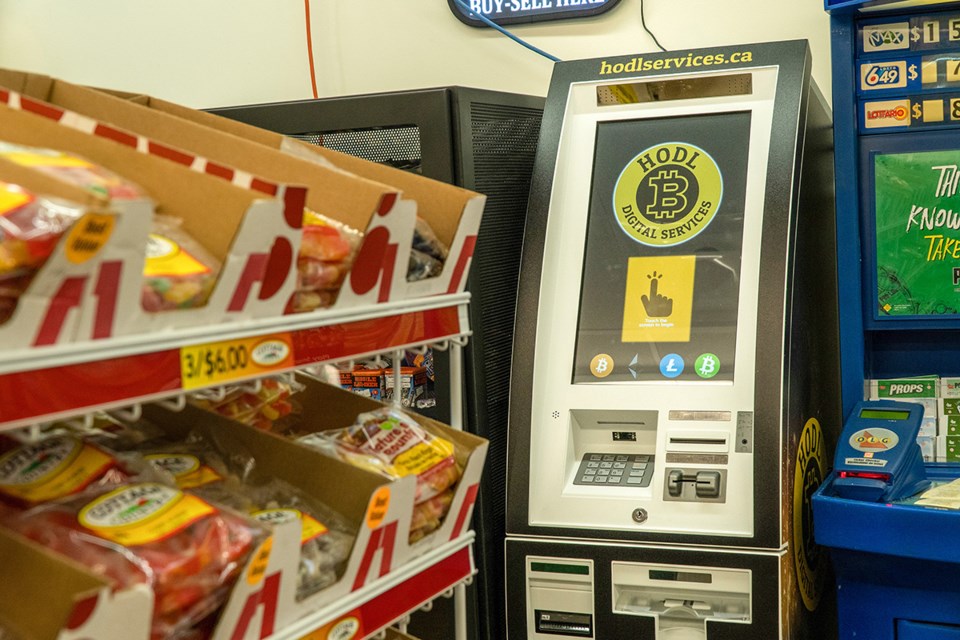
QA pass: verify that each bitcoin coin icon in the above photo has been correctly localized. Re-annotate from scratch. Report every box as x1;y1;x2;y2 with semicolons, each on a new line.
590;354;614;379
695;353;720;379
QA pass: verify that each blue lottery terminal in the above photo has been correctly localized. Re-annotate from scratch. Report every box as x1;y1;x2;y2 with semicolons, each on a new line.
815;399;960;639
830;400;929;502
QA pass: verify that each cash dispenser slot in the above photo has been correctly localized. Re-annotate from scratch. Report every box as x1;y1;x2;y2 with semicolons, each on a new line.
612;562;751;639
527;558;596;639
535;611;593;637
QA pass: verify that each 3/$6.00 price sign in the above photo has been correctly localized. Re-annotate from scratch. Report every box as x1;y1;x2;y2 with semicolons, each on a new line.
179;333;295;390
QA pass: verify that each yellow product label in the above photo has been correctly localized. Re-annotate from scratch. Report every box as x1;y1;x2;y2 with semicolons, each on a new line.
0;436;115;504
0;185;32;216
391;438;455;477
622;256;696;343
300;513;329;544
252;508;329;545
180;333;294;390
65;213;115;264
143;454;222;489
1;150;92;169
79;483;215;546
302;209;331;228
144;233;210;277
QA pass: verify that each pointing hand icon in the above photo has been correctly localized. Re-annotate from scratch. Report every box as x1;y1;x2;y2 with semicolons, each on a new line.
641;272;673;317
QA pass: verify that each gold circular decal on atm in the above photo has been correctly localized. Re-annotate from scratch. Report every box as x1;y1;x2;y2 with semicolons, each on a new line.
613;142;723;247
590;353;614;378
793;417;827;612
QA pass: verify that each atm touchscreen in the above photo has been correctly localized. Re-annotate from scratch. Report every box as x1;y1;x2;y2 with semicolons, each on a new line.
573;111;752;384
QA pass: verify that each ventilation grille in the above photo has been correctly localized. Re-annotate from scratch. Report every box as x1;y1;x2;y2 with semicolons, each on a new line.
291;125;423;173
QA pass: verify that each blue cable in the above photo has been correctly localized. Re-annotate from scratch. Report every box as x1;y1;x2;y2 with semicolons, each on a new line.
452;0;562;63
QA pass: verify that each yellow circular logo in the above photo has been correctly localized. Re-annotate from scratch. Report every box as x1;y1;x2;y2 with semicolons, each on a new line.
613;142;722;247
793;417;827;612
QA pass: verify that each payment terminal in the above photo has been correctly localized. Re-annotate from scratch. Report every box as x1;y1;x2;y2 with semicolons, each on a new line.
830;401;928;502
506;40;841;639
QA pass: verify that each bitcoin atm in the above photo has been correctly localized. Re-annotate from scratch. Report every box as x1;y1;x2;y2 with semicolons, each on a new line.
505;41;841;639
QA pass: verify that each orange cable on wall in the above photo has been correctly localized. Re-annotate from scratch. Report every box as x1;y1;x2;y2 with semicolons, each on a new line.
304;0;319;99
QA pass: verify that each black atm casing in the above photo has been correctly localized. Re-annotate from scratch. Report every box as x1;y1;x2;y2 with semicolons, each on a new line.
210;87;544;640
505;41;841;639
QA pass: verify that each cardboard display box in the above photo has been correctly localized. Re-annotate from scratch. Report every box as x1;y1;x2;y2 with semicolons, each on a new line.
140;376;487;640
93;84;485;299
0;382;485;640
0;69;485;306
0;103;298;347
0;156;151;348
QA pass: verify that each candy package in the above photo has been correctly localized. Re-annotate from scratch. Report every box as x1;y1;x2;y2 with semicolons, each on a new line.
295;408;461;543
293;210;362;313
134;439;232;493
191;377;302;431
0;183;86;323
0;142;145;201
5;481;266;640
247;479;354;600
141;216;220;312
406;217;448;282
410;488;455;543
120;431;353;601
0;434;147;509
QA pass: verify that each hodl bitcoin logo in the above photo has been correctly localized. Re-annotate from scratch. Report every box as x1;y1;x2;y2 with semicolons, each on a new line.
613;142;723;247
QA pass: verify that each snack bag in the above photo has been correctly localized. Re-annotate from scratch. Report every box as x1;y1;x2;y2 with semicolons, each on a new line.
0;183;87;323
295;408;461;542
137;440;230;492
0;142;145;201
293;210;362;312
6;482;265;640
141;216;220;311
409;488;455;543
336;408;459;502
248;479;354;600
191;377;302;431
0;434;141;508
406;216;449;282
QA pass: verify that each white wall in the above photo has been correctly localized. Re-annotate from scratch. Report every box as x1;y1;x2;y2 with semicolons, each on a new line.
0;0;832;108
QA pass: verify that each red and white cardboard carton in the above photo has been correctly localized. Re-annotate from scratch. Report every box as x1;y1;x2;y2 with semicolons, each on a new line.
0;157;153;348
0;385;485;640
82;86;486;299
141;377;487;639
0;527;153;640
0;70;425;312
0;102;299;346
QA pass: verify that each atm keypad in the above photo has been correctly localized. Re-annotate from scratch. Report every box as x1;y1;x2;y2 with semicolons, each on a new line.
574;453;654;487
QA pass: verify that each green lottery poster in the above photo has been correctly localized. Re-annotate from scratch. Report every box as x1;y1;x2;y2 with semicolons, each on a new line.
875;150;960;317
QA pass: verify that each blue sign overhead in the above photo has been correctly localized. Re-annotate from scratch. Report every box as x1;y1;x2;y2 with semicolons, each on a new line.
448;0;622;27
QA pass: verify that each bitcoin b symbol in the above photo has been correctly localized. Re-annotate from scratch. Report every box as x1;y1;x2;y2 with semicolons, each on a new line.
695;353;720;379
590;353;614;379
646;169;689;220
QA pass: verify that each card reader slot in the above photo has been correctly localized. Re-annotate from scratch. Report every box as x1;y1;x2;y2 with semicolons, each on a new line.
669;438;727;446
